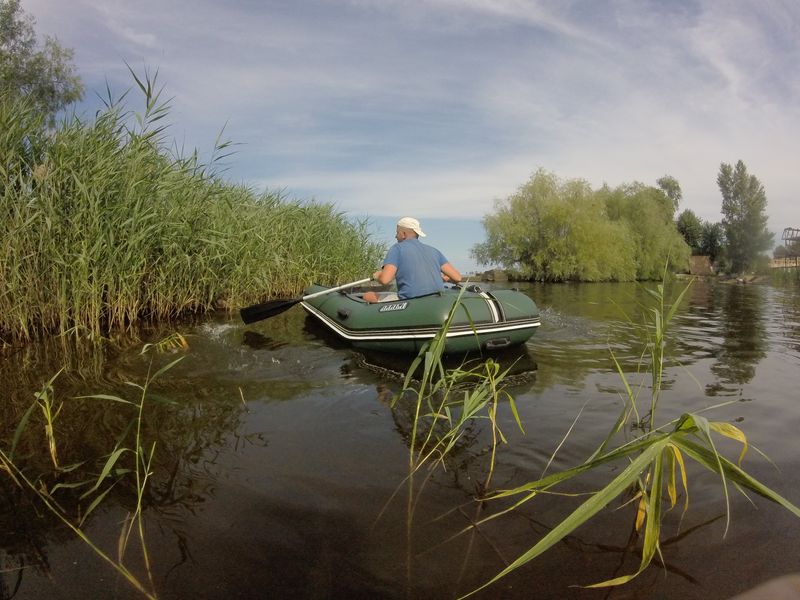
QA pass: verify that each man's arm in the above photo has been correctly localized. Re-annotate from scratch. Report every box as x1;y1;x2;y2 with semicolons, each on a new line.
372;264;398;285
441;262;461;283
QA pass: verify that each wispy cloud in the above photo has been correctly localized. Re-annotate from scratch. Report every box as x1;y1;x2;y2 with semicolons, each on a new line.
23;0;800;248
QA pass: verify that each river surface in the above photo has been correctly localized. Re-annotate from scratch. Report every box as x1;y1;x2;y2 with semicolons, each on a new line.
2;279;799;599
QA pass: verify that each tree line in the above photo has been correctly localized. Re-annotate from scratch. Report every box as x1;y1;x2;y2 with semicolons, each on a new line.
675;161;774;274
471;170;690;282
471;161;774;281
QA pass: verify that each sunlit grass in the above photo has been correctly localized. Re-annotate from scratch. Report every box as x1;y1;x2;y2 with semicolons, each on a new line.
0;73;384;343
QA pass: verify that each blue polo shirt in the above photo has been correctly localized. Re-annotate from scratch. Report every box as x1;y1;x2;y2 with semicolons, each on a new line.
384;238;448;299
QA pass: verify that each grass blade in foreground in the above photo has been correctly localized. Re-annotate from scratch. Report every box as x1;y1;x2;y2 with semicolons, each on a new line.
462;414;800;597
461;274;800;598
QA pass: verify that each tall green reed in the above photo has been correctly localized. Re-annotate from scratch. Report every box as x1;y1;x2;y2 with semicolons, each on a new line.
0;73;384;343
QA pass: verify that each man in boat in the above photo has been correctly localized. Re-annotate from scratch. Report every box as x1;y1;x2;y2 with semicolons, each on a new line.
363;217;462;303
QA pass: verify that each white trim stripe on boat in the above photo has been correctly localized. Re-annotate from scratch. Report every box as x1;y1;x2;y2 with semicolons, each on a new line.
301;302;540;342
479;291;500;322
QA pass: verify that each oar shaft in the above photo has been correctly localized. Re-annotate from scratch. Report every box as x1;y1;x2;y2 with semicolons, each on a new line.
240;277;373;324
301;278;372;301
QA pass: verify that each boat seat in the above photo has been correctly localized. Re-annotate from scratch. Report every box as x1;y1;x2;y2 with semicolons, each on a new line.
352;291;400;303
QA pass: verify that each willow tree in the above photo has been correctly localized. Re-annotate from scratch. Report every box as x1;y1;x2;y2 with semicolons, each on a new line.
471;169;636;282
656;174;682;215
598;182;690;278
0;0;83;124
718;160;773;273
473;170;691;281
676;209;703;254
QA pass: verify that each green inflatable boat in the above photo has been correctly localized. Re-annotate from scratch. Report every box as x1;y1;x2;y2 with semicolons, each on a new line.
300;283;541;354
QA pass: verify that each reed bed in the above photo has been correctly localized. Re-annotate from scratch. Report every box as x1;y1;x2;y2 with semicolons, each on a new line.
0;86;384;342
771;267;800;284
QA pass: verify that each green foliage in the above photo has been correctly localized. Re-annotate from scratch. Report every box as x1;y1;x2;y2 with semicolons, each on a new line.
0;79;385;342
472;169;689;282
656;174;682;215
700;221;725;263
466;411;800;597
718;160;773;274
770;267;800;285
751;254;773;276
674;210;724;266
676;209;703;254
0;0;84;124
472;170;635;282
386;288;523;520
599;182;690;279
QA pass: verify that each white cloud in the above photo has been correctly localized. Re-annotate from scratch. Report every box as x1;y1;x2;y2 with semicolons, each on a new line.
20;0;800;243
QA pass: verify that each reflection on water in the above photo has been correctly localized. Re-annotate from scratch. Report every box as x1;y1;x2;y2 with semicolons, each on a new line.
349;344;539;385
2;280;800;599
709;284;768;390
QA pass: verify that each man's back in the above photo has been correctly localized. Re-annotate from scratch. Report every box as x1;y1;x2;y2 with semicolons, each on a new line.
385;238;446;299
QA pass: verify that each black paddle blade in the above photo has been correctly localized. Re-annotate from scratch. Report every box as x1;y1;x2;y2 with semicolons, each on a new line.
240;298;300;324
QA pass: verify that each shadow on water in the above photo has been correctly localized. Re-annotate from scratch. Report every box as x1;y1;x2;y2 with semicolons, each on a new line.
348;345;538;384
0;326;256;599
241;330;289;351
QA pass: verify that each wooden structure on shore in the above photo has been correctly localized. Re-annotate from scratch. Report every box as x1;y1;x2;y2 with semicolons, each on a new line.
783;227;800;248
774;227;800;269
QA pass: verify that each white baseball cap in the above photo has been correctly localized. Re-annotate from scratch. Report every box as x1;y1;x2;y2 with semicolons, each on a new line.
396;216;426;237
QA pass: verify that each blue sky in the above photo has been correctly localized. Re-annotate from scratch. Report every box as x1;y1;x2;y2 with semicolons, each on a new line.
24;0;800;272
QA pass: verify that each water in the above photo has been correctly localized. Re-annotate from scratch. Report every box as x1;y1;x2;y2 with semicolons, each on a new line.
2;279;799;599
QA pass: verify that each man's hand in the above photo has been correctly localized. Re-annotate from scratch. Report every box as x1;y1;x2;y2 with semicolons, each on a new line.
372;264;397;285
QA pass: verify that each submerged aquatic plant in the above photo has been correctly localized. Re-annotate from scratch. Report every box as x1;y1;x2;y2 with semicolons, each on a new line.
461;271;800;597
0;334;189;599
